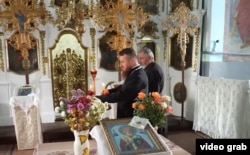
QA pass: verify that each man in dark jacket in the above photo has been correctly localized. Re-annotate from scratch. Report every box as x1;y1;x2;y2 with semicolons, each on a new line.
96;48;148;118
138;47;164;94
138;47;167;136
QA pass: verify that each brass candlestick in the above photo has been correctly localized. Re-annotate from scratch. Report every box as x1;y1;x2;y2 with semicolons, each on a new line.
22;58;31;85
90;70;97;95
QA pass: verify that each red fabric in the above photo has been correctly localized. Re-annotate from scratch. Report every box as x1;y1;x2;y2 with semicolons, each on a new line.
236;0;250;46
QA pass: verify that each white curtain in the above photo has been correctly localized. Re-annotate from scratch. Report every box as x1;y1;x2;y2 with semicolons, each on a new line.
193;76;250;138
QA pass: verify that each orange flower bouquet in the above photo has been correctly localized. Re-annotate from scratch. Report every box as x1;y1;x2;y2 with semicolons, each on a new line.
132;92;173;127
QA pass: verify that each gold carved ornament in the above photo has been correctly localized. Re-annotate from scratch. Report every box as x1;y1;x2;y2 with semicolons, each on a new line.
39;30;47;75
0;0;52;59
0;0;52;83
52;0;90;35
0;32;4;71
0;0;52;33
92;0;149;52
137;20;159;39
162;2;199;121
90;28;96;70
162;2;198;68
52;48;87;105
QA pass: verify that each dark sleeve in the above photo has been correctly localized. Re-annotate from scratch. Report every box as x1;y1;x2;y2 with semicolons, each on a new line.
147;65;164;93
109;85;122;93
96;70;147;103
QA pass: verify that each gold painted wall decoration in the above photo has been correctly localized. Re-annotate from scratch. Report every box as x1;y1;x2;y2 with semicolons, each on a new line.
39;31;47;75
99;31;119;71
168;34;194;70
0;0;53;84
170;0;193;12
137;20;159;39
0;32;4;71
162;2;198;68
92;0;149;52
49;30;88;107
6;31;39;75
135;0;159;15
51;0;89;35
162;30;167;60
0;0;52;32
90;28;96;71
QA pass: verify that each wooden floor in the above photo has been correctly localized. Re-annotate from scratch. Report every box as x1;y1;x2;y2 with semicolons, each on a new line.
0;115;211;155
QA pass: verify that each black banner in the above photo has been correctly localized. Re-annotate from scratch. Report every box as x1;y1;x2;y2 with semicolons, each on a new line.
196;139;250;155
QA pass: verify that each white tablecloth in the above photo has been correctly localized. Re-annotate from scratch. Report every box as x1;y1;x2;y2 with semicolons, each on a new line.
9;95;43;150
193;76;250;138
35;135;191;155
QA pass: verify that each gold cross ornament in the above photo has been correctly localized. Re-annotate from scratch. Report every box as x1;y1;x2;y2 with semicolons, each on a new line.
162;2;198;66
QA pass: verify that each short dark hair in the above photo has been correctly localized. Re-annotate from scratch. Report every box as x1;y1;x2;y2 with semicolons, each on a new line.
118;48;136;58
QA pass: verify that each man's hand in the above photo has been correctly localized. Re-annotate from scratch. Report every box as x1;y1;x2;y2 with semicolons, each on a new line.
101;88;109;95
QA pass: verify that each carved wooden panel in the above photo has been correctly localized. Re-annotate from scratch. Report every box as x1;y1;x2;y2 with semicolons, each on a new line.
6;31;39;74
169;34;193;70
49;30;88;107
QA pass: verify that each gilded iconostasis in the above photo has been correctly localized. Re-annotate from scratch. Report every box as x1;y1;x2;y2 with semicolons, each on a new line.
0;0;205;125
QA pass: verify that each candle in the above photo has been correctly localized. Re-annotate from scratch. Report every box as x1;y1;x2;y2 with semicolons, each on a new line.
101;82;106;90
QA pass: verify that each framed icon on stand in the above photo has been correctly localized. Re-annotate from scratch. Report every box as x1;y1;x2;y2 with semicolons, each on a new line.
13;85;36;96
100;118;169;155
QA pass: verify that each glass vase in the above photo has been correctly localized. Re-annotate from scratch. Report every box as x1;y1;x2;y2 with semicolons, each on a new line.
73;129;90;155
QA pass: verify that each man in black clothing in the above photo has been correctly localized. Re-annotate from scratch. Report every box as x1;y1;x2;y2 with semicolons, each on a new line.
96;48;148;118
138;47;164;94
138;47;167;136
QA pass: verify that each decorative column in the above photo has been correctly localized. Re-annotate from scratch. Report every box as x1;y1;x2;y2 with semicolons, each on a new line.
162;30;168;60
39;31;47;75
90;28;96;70
0;32;4;71
90;28;97;94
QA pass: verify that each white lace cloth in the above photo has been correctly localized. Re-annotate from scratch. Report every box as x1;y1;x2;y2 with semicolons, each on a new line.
9;94;43;150
193;76;250;138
